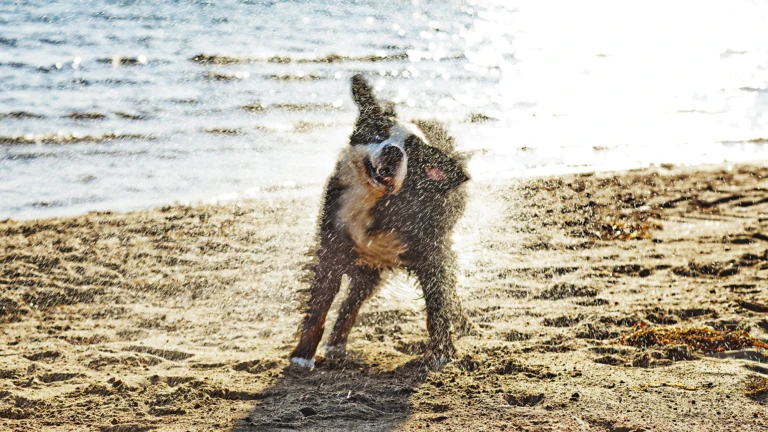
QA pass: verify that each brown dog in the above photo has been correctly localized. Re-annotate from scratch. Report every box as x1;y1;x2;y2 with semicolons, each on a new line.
290;75;472;368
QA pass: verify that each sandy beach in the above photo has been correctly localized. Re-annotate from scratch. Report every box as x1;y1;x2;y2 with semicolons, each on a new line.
2;162;768;431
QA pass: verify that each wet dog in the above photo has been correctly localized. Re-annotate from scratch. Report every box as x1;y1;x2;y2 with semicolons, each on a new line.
290;75;472;368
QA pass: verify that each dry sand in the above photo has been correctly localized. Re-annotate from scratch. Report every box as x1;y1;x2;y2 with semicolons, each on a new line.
2;162;768;431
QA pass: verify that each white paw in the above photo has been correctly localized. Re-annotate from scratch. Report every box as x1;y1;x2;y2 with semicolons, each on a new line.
290;357;315;368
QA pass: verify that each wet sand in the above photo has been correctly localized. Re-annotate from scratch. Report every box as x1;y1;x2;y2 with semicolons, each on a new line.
2;162;768;431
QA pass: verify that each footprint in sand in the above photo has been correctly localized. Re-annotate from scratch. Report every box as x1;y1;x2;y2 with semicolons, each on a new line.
125;346;193;361
38;372;81;383
23;350;62;362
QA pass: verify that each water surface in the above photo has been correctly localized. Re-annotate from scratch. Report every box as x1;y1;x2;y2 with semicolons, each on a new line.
2;0;768;219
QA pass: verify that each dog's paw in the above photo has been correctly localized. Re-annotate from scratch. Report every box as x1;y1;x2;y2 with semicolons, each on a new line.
289;357;315;369
426;343;456;369
320;345;348;359
431;354;454;369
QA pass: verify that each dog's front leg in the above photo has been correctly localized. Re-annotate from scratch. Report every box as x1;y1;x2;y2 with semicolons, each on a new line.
412;253;457;366
290;248;347;368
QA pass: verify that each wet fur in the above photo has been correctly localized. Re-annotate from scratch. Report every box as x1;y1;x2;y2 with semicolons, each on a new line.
290;76;472;367
335;145;409;268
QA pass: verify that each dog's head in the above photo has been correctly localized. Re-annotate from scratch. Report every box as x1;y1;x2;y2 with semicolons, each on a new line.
348;75;469;195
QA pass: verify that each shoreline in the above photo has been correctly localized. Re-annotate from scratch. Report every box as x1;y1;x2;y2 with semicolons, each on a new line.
6;159;768;223
2;161;768;431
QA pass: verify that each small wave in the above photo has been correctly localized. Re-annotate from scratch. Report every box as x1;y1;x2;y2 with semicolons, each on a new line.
91;78;147;86
0;132;155;145
96;56;148;66
246;121;340;133
203;71;250;81
0;111;45;119
80;149;150;157
267;74;324;81
465;113;498;123
240;102;343;113
294;121;336;133
273;103;342;111
57;78;90;87
4;152;56;161
27;195;101;209
404;50;466;62
64;112;107;120
241;103;265;112
90;11;173;23
114;112;148;120
0;61;28;69
721;49;749;58
202;128;244;135
719;138;768;144
38;63;85;73
0;37;17;47
40;38;66;45
169;98;200;105
190;52;408;65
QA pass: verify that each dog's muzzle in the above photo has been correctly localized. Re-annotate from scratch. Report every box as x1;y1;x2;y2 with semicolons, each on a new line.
364;144;405;190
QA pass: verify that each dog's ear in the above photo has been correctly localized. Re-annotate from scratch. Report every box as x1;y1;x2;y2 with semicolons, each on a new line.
411;119;456;153
415;142;470;191
425;159;470;190
351;74;384;118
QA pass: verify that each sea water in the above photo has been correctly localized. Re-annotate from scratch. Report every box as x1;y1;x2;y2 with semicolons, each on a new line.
1;0;768;219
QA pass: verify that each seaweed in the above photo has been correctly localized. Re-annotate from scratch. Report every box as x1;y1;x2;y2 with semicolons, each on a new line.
622;327;768;353
746;376;768;401
599;219;659;241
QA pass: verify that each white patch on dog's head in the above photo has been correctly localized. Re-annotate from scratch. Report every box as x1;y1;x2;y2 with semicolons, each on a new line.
355;121;427;195
367;123;407;192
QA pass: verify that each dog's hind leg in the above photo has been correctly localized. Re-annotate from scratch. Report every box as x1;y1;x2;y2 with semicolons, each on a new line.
446;283;477;338
324;265;381;357
290;248;348;368
412;253;457;366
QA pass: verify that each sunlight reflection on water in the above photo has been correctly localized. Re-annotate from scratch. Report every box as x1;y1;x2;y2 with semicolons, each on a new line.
1;0;767;219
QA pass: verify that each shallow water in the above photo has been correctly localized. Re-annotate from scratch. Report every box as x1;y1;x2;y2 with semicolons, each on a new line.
2;0;768;220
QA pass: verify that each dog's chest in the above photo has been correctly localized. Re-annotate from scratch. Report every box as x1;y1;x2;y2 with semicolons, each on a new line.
335;185;408;269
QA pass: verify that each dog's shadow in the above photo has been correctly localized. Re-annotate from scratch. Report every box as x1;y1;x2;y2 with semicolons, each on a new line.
230;354;432;432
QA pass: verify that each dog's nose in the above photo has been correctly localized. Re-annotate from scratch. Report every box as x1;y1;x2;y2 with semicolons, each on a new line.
377;145;404;178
